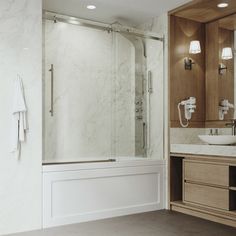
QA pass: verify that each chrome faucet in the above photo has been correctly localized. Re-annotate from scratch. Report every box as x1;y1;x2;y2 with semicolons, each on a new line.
226;119;236;136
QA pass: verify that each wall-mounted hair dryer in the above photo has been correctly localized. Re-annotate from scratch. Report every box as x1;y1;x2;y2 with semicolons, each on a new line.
178;97;196;128
219;99;234;120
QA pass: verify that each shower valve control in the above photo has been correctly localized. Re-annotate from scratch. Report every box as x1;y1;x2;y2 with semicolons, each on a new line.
135;98;144;120
135;101;143;105
136;116;143;120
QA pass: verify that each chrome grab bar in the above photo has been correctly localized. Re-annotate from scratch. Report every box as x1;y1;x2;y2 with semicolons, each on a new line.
143;122;147;149
148;71;153;93
49;64;54;116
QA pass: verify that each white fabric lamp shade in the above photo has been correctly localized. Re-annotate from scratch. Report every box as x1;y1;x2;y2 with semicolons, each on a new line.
222;47;233;60
189;40;201;54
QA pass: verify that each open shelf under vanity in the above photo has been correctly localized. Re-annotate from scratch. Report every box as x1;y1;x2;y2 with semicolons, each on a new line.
170;154;236;227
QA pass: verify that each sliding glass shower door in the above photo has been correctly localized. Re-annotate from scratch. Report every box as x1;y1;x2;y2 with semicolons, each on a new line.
43;15;164;162
44;19;113;161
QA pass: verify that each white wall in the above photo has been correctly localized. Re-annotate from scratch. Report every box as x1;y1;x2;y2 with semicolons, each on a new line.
0;0;42;235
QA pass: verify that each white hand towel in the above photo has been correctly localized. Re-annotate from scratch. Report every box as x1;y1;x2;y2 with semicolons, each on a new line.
11;75;28;157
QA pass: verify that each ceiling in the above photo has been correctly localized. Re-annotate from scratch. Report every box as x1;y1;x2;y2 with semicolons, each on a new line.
43;0;191;26
219;14;236;31
171;0;236;23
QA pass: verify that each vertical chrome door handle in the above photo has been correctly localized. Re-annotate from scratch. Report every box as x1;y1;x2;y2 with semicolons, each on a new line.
49;64;54;116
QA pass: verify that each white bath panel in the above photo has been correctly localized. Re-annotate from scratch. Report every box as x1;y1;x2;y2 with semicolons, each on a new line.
42;159;166;228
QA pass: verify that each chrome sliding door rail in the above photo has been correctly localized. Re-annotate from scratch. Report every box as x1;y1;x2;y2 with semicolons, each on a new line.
43;11;164;42
44;11;110;32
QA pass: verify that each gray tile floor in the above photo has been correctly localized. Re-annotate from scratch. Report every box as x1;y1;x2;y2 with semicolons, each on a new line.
10;210;236;236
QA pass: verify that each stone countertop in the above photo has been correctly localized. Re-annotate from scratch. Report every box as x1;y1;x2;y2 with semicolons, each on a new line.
171;144;236;157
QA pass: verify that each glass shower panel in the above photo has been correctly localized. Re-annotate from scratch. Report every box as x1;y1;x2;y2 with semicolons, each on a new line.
111;33;135;157
145;38;164;159
43;16;164;162
112;32;164;158
112;33;146;157
44;20;113;162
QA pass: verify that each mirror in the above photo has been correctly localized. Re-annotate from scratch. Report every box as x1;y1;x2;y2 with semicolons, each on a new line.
204;14;236;127
218;15;235;121
169;14;236;128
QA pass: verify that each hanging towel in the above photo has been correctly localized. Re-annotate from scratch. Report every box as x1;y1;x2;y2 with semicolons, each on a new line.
11;75;28;158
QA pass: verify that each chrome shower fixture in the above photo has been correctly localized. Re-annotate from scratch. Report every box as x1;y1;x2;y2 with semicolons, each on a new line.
53;15;57;23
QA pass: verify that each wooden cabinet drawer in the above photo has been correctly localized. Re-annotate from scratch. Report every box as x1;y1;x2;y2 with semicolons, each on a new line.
184;183;229;210
184;160;229;187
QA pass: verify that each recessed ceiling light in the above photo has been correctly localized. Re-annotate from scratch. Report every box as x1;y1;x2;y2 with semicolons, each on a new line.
87;5;96;10
217;2;229;8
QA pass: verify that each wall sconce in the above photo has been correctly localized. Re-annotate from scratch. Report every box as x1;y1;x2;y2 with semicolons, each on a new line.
184;40;201;70
219;47;233;75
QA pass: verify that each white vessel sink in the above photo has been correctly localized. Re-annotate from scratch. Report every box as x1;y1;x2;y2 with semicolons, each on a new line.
198;135;236;145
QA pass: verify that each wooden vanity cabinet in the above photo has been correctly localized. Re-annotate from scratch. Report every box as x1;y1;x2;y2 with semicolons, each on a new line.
183;160;230;210
184;182;229;210
170;154;236;227
184;160;229;187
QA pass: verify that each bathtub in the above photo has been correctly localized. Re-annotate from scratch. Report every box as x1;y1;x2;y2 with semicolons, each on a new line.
42;157;167;228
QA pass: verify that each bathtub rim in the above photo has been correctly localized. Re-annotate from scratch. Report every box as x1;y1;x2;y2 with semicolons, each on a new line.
42;157;166;173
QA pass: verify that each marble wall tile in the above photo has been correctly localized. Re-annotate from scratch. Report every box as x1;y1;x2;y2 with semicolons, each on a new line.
170;128;232;145
0;0;42;234
170;128;206;144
